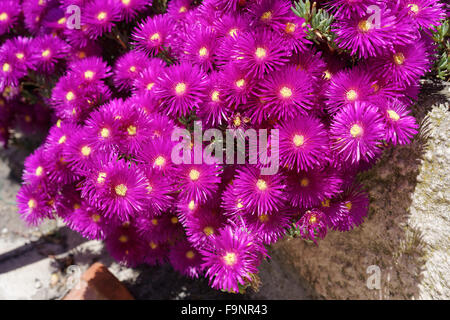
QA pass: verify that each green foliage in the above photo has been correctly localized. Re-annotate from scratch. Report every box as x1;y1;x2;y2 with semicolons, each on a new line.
432;19;450;81
291;0;335;45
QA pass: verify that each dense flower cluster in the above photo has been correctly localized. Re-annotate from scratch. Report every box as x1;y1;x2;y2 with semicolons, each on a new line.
1;0;446;293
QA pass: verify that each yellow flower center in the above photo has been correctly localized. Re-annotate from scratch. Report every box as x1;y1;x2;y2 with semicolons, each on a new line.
256;179;268;191
223;252;237;266
97;11;107;21
393;52;405;65
345;201;352;210
293;134;305;147
309;214;317;224
285;22;296;33
188;200;196;211
115;184;128;197
175;82;186;95
58;17;66;25
235;78;245;88
236;200;244;209
127;125;137;136
97;172;106;183
100;127;110;138
387;109;400;121
358;20;371;32
261;11;272;21
322;198;330;207
154;155;166;167
150;33;160;41
228;28;238;37
149;241;158;249
280;86;293;98
203;226;214;236
129;66;136;72
255;47;267;59
350;124;363;137
323;70;332;80
73;203;81;210
171;216;178;224
0;13;8;21
346;89;358;101
35;166;44;176
198;46;208;57
300;178;309;187
259;214;270;223
42;49;51;58
16;52;25;60
211;90;220;102
233;116;241;127
66;91;75;101
186;250;195;259
2;63;10;73
84;70;94;80
408;3;419;14
119;235;128;243
78;51;86;59
81;146;91;157
146;82;155;91
189;169;200;181
92;214;101;222
58;135;67;144
122;0;131;5
179;6;187;13
28;199;37;209
151;218;158;226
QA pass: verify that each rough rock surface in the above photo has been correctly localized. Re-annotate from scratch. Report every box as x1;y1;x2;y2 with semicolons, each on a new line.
272;81;450;300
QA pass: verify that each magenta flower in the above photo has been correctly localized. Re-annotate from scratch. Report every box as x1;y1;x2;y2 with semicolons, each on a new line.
118;0;151;22
197;72;230;127
169;238;204;278
113;50;151;91
277;115;330;171
154;62;208;117
175;161;222;204
399;0;446;29
219;62;256;107
91;158;149;222
253;65;314;122
0;1;21;36
17;183;53;226
232;29;289;79
233;166;287;215
105;222;146;267
368;41;431;86
83;0;121;39
330;102;385;164
132;15;173;56
132;58;166;95
248;0;292;30
241;208;293;245
182;25;219;72
64;204;107;240
295;209;328;244
185;206;227;249
286;168;343;208
32;35;70;74
325;66;378;114
379;99;419;145
200;225;268;293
